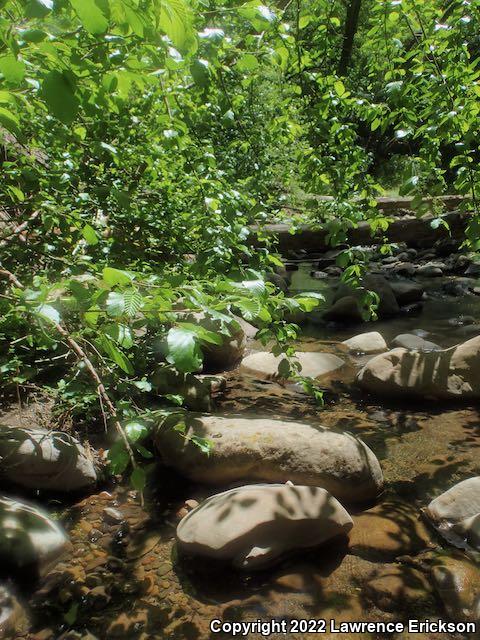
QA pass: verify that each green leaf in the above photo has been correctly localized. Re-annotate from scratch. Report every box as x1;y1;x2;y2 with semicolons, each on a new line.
69;0;108;35
236;54;259;72
0;56;25;85
334;80;345;97
130;466;146;491
123;288;143;317
106;292;125;317
159;0;196;52
107;442;130;474
103;267;135;287
104;322;133;348
35;304;60;324
0;107;20;135
97;334;134;374
81;224;99;245
41;71;79;124
190;435;213;454
125;420;149;443
166;327;203;373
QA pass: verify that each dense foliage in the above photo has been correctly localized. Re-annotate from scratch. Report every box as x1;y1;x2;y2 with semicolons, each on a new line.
1;0;479;487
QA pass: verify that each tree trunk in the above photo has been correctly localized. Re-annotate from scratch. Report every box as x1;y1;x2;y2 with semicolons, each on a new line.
338;0;363;75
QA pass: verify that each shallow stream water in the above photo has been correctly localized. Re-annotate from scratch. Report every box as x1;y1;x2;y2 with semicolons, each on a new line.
9;266;480;640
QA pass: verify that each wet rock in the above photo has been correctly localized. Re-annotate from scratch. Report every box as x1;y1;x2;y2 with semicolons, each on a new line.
447;315;475;326
102;507;124;525
310;270;328;280
268;273;288;292
442;278;475;296
455;324;480;339
0;426;97;492
176;484;353;570
342;332;387;354
325;275;399;322
240;351;345;379
391;334;441;351
425;477;480;550
431;552;480;622
87;585;110;610
417;262;444;277
392;262;416;276
364;565;433;613
349;500;431;561
465;261;480;276
317;249;345;269
0;496;69;576
324;265;342;276
399;302;424;316
357;336;480;401
323;296;363;322
154;414;384;503
0;584;29;637
390;281;424;305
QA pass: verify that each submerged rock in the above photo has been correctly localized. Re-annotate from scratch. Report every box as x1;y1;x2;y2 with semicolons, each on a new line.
240;351;345;379
357;336;480;401
0;496;69;576
431;552;480;622
0;426;97;492
425;477;480;550
154;414;383;503
342;332;387;354
176;483;353;569
391;333;441;351
364;565;433;614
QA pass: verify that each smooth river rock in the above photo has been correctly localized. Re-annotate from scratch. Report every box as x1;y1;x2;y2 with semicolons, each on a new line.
0;497;69;576
357;336;480;401
176;483;353;569
391;333;441;351
154;414;384;503
240;351;345;379
425;477;480;550
342;332;387;354
431;552;480;622
0;426;97;492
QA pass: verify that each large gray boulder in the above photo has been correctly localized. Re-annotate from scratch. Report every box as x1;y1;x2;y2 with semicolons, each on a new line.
357;336;480;400
425;477;480;551
0;427;97;492
154;414;383;503
0;497;69;576
240;351;345;379
176;483;353;570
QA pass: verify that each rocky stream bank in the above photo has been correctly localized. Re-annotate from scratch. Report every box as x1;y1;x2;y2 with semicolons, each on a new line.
1;225;480;639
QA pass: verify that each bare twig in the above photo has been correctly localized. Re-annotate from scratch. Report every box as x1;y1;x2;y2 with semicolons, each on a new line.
0;210;39;246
